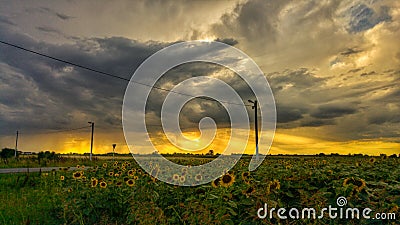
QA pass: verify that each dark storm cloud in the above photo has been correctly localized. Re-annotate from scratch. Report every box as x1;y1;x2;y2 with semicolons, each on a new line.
347;4;391;33
145;62;256;131
0;26;170;135
310;105;357;119
300;119;335;127
368;111;400;125
341;48;363;56
276;105;304;123
268;68;325;92
348;68;364;73
360;71;376;76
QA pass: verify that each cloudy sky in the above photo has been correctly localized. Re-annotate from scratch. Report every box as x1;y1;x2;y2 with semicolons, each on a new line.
0;0;399;155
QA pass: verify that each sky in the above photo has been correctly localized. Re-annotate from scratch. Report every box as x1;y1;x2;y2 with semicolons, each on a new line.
0;0;399;155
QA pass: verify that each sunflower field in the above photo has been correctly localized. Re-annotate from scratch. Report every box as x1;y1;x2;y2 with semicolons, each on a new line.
0;155;399;224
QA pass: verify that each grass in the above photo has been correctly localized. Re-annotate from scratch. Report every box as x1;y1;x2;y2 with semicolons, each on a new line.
0;155;399;224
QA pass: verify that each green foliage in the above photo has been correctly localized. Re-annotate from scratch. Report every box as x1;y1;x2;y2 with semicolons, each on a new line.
0;148;16;159
0;156;399;224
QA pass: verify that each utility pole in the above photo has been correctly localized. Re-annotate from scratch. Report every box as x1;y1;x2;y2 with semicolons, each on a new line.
248;100;259;160
88;122;94;161
14;130;19;158
112;144;116;162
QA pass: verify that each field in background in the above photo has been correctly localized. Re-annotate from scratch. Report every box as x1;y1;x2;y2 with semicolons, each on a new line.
0;155;399;224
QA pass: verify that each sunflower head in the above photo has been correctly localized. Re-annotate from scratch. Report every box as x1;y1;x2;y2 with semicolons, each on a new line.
60;176;65;181
220;174;235;187
116;181;123;187
241;171;250;181
91;178;98;187
211;177;221;188
73;171;82;179
100;181;107;188
103;163;107;168
243;186;255;196
108;171;114;176
369;158;376;163
126;179;135;187
343;177;366;192
269;179;281;190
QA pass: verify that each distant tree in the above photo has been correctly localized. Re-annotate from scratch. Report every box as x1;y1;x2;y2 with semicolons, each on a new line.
1;148;16;162
37;151;45;164
206;150;214;156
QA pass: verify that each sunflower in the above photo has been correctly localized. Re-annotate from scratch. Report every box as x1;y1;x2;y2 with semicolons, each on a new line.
68;188;73;193
60;176;65;181
82;176;87;182
195;174;202;182
268;179;280;191
81;165;85;169
91;178;98;187
211;177;221;188
126;179;135;187
128;170;135;177
114;173;120;177
99;181;107;188
220;174;235;187
369;158;376;163
242;171;250;180
133;176;139;180
73;171;82;179
108;171;114;176
116;181;123;187
343;177;366;192
172;174;179;181
179;175;186;183
76;165;80;169
243;186;255;196
103;163;107;168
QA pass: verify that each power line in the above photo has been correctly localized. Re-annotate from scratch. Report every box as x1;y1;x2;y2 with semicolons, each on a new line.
20;125;91;135
0;40;252;107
